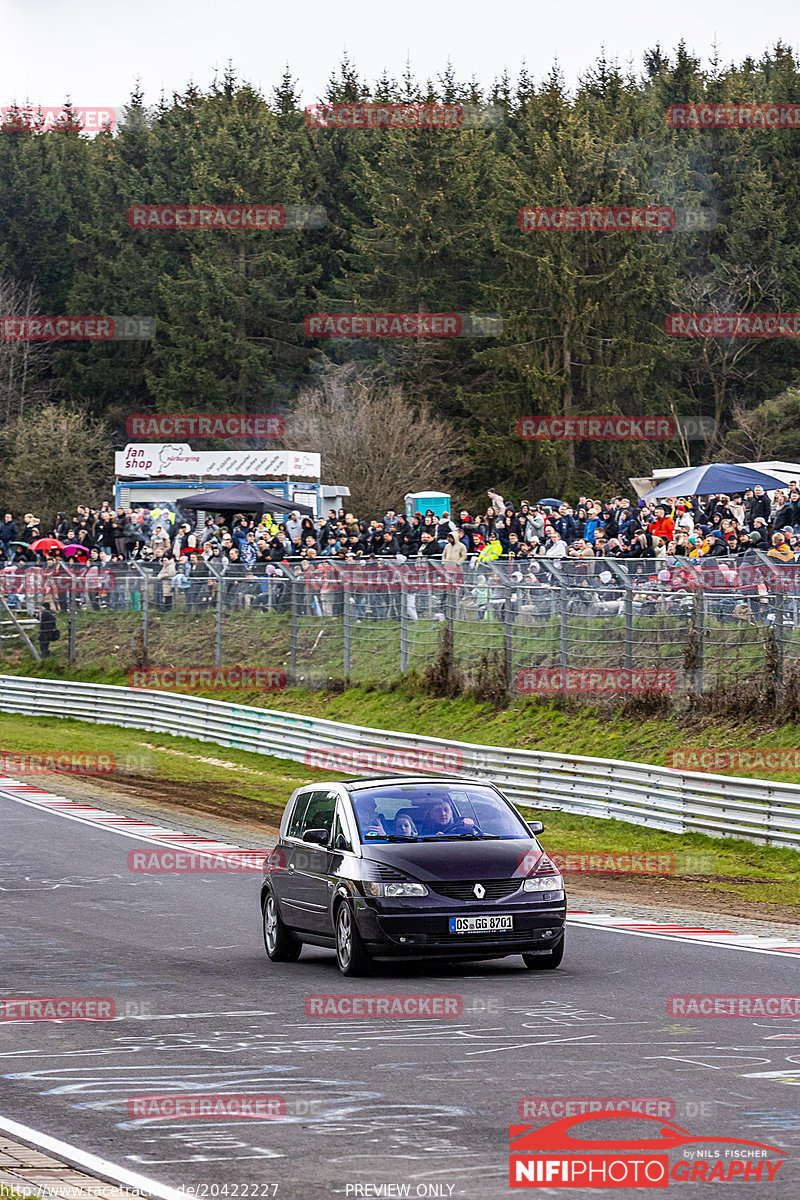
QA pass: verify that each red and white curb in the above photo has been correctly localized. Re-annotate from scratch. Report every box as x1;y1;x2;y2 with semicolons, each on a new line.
0;777;263;855
2;778;799;957
568;912;800;958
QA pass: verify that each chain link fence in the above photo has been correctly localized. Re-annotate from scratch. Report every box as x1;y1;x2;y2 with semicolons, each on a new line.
1;554;798;701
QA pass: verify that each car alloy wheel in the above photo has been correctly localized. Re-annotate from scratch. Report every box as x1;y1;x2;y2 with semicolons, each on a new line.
262;891;302;963
335;901;371;976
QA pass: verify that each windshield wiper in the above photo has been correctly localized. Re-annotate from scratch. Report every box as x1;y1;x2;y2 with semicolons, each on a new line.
364;832;419;841
419;832;494;840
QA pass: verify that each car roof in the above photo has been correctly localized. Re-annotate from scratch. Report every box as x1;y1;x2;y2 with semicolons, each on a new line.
341;776;490;791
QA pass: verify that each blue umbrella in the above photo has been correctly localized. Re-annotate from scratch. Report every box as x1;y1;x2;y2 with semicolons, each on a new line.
538;497;563;507
644;463;788;500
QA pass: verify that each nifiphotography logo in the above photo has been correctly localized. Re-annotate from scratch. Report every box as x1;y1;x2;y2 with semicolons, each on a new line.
508;1112;785;1187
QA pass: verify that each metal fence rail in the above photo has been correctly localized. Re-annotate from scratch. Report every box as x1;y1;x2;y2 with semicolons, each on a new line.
3;554;799;698
1;674;798;850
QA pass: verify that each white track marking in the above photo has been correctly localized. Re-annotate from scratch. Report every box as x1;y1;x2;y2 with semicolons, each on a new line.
0;1113;186;1200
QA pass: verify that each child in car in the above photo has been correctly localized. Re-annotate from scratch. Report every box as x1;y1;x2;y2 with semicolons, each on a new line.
393;814;418;837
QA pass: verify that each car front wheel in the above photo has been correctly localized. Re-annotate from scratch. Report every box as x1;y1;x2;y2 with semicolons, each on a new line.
335;901;372;976
263;891;302;962
522;933;564;971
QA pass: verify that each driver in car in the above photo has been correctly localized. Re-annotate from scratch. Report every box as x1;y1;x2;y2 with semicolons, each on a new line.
425;799;477;836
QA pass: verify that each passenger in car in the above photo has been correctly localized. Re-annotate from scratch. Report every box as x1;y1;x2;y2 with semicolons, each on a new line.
393;814;418;837
355;794;386;836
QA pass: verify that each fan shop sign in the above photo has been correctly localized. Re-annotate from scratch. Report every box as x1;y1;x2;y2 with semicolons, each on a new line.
115;444;320;479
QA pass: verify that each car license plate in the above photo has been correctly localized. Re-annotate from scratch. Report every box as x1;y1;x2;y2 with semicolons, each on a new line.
449;914;514;934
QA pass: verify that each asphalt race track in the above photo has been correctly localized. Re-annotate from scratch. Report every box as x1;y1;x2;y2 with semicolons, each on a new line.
1;785;798;1198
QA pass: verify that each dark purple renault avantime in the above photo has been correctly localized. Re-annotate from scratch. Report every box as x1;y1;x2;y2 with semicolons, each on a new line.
261;776;566;975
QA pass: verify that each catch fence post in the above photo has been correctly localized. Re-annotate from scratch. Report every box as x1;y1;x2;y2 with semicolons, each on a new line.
68;572;77;664
289;576;299;684
400;581;409;673
342;573;351;685
774;590;785;708
212;564;223;667
623;580;634;669
503;579;514;692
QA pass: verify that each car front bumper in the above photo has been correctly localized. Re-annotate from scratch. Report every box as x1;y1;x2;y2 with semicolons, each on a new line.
354;897;566;958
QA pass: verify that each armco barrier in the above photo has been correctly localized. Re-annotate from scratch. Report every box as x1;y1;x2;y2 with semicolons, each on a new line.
0;675;798;849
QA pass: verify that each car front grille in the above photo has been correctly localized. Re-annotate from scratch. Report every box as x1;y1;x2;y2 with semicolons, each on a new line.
431;879;521;901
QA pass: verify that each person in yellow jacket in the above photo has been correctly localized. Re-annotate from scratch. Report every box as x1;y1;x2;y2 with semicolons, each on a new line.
149;506;176;528
768;532;794;562
476;538;503;564
688;534;710;557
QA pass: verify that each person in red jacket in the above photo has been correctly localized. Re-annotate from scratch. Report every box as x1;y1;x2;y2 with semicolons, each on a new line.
648;504;675;542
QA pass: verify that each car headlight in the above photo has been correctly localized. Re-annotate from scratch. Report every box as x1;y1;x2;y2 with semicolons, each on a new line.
365;881;429;897
523;875;564;893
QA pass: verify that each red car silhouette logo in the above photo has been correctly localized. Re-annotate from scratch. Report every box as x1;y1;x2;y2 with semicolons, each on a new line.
510;1110;784;1154
509;1112;785;1188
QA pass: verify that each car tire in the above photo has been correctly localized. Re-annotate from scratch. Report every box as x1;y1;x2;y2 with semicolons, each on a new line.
262;891;302;963
335;900;372;976
522;933;564;971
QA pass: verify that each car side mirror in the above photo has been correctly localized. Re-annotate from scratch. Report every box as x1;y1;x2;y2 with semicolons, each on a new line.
528;820;544;835
302;827;329;846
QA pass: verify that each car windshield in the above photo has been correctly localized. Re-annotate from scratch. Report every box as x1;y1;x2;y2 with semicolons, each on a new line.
350;783;530;842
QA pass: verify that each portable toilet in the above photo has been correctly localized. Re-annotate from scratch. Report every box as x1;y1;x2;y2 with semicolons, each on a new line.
405;491;451;519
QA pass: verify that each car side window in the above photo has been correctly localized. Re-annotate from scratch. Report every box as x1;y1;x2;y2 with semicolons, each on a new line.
287;791;314;839
290;789;337;841
332;805;353;853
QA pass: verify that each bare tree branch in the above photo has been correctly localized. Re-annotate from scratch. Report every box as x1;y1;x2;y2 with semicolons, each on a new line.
281;364;465;515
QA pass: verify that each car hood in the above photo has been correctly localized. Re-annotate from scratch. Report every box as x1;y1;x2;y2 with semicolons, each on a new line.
364;838;544;881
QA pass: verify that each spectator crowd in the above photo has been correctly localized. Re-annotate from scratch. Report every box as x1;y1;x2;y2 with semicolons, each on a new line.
2;482;800;631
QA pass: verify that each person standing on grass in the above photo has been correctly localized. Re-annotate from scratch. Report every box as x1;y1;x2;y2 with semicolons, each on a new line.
38;602;57;658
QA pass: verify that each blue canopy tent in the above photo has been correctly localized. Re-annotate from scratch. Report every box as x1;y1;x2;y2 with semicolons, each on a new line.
643;463;787;500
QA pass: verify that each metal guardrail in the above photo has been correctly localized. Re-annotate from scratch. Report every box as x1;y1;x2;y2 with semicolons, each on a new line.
0;674;798;850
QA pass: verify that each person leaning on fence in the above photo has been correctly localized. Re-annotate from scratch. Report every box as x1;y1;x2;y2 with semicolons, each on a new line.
442;533;467;563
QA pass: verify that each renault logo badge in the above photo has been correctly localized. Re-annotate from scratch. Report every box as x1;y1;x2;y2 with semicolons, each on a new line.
473;883;485;899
